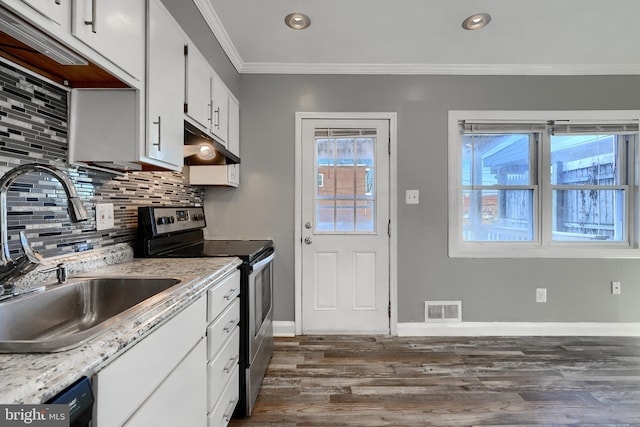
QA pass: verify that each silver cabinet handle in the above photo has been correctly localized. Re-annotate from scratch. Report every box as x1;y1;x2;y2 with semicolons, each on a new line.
207;101;213;125
304;237;312;244
223;319;240;333
305;222;312;229
222;398;239;423
214;107;220;130
55;0;61;5
223;288;239;300
152;116;161;151
223;355;239;373
84;0;97;33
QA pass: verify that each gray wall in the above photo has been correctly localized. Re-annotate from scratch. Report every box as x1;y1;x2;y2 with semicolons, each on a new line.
204;74;640;324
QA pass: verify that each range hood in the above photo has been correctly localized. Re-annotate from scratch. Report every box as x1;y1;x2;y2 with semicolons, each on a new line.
0;6;126;88
184;120;240;165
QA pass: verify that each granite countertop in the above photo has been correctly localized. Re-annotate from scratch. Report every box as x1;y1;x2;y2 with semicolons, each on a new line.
0;255;242;404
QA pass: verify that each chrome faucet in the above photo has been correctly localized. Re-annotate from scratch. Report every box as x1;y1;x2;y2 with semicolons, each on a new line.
0;163;89;296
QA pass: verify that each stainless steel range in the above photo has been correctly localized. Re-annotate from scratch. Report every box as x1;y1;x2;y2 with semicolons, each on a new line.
135;206;274;418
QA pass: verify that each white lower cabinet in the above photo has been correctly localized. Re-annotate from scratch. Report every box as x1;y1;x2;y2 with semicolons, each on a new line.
126;339;207;427
93;297;206;426
92;270;240;427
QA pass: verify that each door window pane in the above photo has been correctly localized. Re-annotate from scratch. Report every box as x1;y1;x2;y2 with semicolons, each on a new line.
356;200;375;232
316;199;335;232
314;128;377;233
336;200;355;232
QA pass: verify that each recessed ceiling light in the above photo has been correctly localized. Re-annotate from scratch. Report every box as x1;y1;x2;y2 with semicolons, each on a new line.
285;13;311;30
462;13;491;30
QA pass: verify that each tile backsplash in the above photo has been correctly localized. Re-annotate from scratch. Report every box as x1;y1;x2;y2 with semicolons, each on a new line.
0;61;203;259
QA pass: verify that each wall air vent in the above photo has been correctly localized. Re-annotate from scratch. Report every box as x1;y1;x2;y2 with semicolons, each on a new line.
425;300;462;323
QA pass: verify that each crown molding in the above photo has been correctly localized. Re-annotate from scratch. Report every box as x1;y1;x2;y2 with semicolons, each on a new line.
240;62;640;76
191;0;244;72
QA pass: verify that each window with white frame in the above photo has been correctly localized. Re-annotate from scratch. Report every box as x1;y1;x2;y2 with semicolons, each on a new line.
448;111;640;258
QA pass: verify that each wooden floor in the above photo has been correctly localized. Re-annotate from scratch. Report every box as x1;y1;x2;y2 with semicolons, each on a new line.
230;335;640;427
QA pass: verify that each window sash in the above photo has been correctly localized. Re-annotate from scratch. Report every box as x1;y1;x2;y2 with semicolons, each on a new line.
449;110;640;257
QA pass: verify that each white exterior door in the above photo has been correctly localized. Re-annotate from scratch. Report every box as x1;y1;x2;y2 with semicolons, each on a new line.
300;118;390;334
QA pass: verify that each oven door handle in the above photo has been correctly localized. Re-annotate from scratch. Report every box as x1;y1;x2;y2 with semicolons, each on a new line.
250;250;275;273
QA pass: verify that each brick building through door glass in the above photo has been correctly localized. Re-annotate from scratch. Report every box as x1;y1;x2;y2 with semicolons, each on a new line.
315;128;376;233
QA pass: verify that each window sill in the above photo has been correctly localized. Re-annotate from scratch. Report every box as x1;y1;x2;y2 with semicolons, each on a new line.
449;243;640;259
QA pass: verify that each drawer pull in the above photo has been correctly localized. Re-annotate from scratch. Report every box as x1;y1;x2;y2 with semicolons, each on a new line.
223;288;239;300
223;319;240;333
222;398;239;423
223;355;240;373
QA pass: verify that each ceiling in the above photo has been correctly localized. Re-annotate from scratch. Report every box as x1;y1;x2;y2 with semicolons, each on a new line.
193;0;640;75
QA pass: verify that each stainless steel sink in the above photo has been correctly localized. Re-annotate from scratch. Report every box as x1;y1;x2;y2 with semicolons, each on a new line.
0;276;186;353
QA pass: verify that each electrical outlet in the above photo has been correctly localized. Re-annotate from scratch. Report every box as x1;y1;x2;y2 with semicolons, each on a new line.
96;203;114;231
406;190;419;204
536;288;547;303
611;281;621;295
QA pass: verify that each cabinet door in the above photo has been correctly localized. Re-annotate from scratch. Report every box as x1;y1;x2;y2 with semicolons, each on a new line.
20;0;67;25
94;298;206;427
72;0;145;80
186;45;213;131
227;96;239;156
146;0;185;167
210;74;228;145
126;339;207;427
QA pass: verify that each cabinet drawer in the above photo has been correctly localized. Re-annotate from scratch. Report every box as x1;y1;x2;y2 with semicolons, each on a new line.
207;299;240;360
207;365;239;427
94;297;206;427
207;270;240;323
207;327;239;412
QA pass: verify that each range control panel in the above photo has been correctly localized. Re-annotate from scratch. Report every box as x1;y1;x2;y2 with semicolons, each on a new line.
142;206;206;236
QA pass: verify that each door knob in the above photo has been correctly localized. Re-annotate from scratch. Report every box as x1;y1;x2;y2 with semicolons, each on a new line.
305;222;312;229
304;237;312;245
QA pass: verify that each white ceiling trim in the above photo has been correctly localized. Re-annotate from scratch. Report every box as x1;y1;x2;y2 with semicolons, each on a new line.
241;62;640;76
192;0;243;72
192;0;640;76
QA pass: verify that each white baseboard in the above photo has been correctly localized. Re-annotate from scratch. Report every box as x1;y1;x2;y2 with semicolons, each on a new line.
398;322;640;337
273;321;296;337
273;321;640;337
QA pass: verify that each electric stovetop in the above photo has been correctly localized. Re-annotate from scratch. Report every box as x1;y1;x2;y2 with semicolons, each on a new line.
160;239;273;261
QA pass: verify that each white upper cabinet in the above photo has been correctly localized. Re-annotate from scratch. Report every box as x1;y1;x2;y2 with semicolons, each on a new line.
185;43;234;148
72;0;145;81
68;0;185;172
19;0;68;26
146;0;185;167
210;73;228;145
227;96;239;156
185;45;213;132
184;45;241;186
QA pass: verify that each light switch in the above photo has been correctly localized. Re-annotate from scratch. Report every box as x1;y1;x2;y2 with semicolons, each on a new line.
96;203;114;230
406;190;419;204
